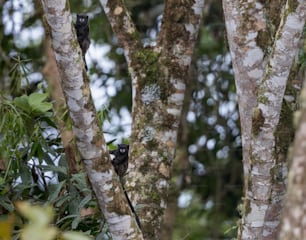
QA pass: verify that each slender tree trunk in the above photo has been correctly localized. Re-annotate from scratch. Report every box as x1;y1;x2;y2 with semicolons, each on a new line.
161;63;193;240
42;37;83;175
278;68;306;239
40;1;143;239
223;0;306;239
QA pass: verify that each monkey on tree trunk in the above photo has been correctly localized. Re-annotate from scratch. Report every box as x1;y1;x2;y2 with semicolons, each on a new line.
74;14;90;70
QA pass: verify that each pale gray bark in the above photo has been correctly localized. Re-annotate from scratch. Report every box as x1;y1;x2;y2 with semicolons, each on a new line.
100;0;204;238
223;0;306;239
41;0;143;239
279;70;306;239
223;0;266;188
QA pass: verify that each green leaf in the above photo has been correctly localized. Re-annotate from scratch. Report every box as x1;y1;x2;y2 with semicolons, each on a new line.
28;93;48;105
0;197;14;212
48;181;66;203
71;215;81;229
40;165;67;175
79;195;92;209
13;95;31;113
55;194;72;208
28;93;52;113
33;102;53;113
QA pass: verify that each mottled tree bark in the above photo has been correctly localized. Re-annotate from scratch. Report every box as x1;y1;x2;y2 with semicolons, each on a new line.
42;37;83;175
161;65;193;240
100;0;204;238
40;1;143;239
223;0;306;239
279;69;306;239
222;0;266;189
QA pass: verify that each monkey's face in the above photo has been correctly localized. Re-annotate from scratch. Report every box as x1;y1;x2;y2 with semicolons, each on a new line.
118;144;129;154
76;14;88;25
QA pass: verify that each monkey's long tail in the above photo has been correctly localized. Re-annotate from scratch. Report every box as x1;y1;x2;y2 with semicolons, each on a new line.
120;178;142;229
83;55;88;71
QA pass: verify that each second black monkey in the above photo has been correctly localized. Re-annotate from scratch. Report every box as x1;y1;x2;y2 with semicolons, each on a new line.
109;144;141;228
110;144;129;178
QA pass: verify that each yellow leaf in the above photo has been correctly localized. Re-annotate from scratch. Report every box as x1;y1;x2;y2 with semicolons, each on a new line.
0;215;14;240
61;231;92;240
21;225;57;240
15;201;54;226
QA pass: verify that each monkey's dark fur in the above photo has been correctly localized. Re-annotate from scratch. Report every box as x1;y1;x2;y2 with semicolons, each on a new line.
110;144;129;178
75;14;90;70
109;144;141;229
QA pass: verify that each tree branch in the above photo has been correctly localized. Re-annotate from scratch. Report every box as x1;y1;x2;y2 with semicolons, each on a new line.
224;0;306;239
99;0;204;238
99;0;143;62
128;0;204;238
158;0;204;59
222;0;267;188
279;70;306;239
40;0;143;239
247;1;306;238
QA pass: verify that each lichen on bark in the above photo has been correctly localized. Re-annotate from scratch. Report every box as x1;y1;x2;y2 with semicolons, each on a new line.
223;0;306;239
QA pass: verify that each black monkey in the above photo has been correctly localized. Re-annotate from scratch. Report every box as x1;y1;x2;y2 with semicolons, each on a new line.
74;14;90;70
109;143;141;229
110;144;129;178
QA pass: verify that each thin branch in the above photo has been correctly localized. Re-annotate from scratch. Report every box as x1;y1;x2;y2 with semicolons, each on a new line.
222;0;267;188
99;0;143;59
258;0;306;123
158;0;205;60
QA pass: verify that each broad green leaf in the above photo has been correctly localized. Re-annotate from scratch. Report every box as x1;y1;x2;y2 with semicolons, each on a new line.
13;95;31;113
28;93;52;113
32;102;53;113
28;93;48;106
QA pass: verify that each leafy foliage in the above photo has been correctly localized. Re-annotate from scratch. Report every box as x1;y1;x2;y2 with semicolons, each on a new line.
0;57;107;238
0;201;91;240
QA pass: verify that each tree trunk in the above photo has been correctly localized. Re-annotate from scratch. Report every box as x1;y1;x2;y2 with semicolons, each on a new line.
161;64;193;240
100;0;204;238
40;1;143;239
41;0;204;238
223;0;306;239
278;68;306;239
42;37;83;175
